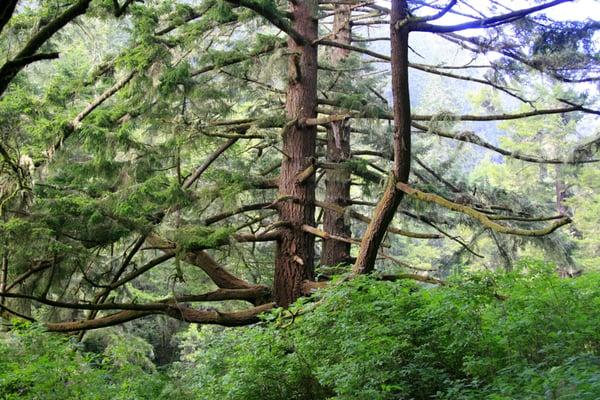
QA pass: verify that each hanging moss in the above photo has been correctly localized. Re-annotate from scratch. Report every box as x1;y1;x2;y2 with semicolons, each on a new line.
174;225;235;252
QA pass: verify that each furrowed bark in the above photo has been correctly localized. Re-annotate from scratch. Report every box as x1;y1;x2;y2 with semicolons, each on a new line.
353;0;411;275
274;0;318;307
322;4;352;266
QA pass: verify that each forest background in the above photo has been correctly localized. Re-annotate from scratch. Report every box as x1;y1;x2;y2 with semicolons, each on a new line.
0;0;600;398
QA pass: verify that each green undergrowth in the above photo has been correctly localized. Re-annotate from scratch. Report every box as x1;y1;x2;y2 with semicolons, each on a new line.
0;325;166;399
164;261;600;400
2;260;600;399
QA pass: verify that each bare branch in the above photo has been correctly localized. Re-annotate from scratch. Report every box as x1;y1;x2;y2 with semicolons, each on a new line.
412;0;572;33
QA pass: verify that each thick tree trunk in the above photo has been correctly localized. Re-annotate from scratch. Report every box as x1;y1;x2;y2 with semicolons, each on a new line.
353;0;411;274
322;5;352;266
274;0;318;307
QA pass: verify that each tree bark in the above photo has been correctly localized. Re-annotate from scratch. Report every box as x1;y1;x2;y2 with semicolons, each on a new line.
274;0;318;307
353;0;411;274
322;5;352;266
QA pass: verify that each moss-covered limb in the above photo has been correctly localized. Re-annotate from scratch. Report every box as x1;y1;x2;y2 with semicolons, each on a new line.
397;182;572;237
44;310;155;332
253;177;279;189
0;287;271;312
165;302;276;325
155;1;217;35
195;115;286;134
41;300;273;332
412;122;600;165
225;0;306;44
40;299;274;332
233;230;281;243
487;214;566;222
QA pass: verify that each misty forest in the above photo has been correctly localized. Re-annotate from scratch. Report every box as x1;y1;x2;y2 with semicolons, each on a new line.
1;0;600;398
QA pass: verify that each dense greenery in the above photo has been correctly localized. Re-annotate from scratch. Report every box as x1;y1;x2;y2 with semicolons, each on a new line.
1;0;599;398
0;325;166;399
2;262;600;399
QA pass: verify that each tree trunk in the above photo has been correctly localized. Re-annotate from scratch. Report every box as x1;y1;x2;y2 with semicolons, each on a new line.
322;5;352;266
353;0;411;274
274;0;318;307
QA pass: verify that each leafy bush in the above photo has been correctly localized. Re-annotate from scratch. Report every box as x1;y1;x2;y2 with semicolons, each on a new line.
0;324;166;399
163;265;600;399
3;263;600;399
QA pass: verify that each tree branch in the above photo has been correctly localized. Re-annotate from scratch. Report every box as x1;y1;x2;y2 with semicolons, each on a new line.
397;182;571;237
412;0;572;33
412;122;600;164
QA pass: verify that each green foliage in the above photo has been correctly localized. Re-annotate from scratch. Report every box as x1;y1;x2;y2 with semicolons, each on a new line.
162;266;600;399
159;61;192;94
0;324;166;399
205;0;237;23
